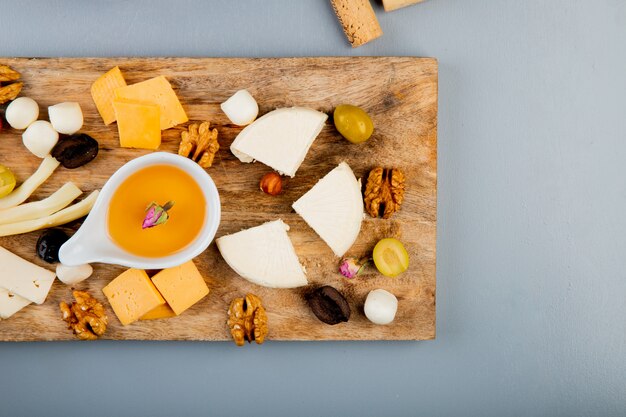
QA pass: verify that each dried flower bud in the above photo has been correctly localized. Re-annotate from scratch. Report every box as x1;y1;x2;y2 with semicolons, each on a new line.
142;201;174;229
339;257;369;279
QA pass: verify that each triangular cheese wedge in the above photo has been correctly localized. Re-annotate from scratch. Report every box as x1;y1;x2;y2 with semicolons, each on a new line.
0;288;31;319
292;162;363;257
0;246;56;304
230;107;328;177
216;220;307;288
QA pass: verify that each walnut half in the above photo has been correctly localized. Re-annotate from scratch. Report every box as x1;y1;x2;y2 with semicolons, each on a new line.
60;290;108;340
364;167;405;219
0;64;23;104
178;121;219;168
227;293;268;346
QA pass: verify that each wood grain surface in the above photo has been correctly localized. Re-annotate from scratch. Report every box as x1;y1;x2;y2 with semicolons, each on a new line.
0;57;437;341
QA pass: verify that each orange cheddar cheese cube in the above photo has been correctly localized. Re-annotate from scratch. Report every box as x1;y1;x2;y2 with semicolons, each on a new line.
140;304;176;320
114;76;188;130
113;98;161;150
102;268;166;325
91;66;127;125
151;261;209;316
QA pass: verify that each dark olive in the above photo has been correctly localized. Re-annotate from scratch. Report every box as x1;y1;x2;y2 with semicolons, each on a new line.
0;102;8;131
0;102;8;119
51;133;99;169
306;285;351;325
36;229;69;263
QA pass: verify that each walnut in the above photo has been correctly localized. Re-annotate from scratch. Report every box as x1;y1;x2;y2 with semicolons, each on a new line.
0;65;20;82
60;290;108;340
227;293;268;346
0;64;22;104
364;167;405;219
178;121;219;168
0;82;22;104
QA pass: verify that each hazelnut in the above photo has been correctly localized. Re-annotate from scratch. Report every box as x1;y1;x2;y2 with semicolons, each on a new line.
259;172;282;196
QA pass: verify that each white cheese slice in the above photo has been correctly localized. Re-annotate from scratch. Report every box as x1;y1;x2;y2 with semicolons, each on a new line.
230;107;328;177
0;156;60;210
0;288;31;319
0;182;82;225
0;246;56;304
292;162;364;257
216;219;307;288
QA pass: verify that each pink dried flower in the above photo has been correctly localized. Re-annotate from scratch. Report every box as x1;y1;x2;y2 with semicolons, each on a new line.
142;201;174;229
339;257;369;279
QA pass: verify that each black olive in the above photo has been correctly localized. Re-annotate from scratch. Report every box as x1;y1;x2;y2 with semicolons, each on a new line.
36;229;69;263
0;102;8;131
306;286;351;325
0;102;9;119
51;133;99;169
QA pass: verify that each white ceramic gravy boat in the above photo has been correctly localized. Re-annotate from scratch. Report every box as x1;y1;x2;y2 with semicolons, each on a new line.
59;152;221;269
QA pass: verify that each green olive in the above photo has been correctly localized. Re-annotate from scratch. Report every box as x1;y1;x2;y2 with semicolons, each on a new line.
0;164;16;198
333;104;374;144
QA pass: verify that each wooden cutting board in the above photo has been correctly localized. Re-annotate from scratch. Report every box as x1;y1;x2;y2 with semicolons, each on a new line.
0;57;437;341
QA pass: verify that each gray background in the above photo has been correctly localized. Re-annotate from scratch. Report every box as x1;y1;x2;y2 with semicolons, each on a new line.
1;1;625;416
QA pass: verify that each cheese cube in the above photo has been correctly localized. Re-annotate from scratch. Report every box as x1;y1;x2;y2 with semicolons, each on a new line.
113;98;161;150
91;66;127;125
140;304;176;320
151;261;209;315
0;288;31;319
102;268;166;325
0;246;56;305
114;76;188;130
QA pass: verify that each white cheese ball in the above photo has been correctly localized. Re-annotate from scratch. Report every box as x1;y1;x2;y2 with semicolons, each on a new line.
56;263;93;285
5;97;39;129
48;102;83;135
364;289;398;325
221;89;259;126
22;120;59;158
